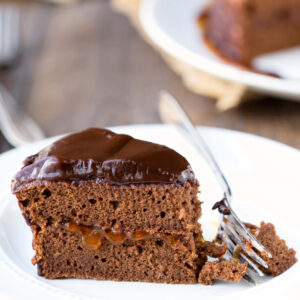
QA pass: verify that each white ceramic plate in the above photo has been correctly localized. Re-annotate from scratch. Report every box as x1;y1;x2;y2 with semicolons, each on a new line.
139;0;300;100
0;124;299;300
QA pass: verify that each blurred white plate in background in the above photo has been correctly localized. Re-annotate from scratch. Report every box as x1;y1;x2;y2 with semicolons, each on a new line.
139;0;300;101
0;124;299;299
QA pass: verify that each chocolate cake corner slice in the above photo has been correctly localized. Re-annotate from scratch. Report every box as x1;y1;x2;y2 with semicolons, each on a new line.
12;127;205;283
203;0;300;65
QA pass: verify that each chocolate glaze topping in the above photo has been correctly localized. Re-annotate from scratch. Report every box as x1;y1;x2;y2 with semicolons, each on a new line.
12;128;195;192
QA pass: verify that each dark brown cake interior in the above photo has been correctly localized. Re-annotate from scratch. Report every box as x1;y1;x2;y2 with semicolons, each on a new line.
33;227;204;283
18;181;201;232
198;260;248;285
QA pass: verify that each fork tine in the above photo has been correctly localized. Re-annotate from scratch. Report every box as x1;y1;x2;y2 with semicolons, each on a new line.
221;220;270;269
223;198;272;258
227;214;266;253
239;252;265;277
221;229;265;276
243;273;257;285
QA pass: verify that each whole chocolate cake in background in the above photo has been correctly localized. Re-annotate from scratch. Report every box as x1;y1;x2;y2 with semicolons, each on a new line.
11;128;205;283
202;0;300;65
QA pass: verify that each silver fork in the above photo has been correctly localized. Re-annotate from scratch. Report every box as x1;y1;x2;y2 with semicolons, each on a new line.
158;91;272;284
0;5;45;147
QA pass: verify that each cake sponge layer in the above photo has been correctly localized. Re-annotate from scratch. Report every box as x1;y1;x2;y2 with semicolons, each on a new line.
17;180;201;232
33;226;206;283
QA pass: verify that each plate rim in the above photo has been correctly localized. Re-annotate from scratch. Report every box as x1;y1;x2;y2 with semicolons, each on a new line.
139;0;300;99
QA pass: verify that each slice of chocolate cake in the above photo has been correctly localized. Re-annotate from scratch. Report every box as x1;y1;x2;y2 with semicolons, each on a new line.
202;0;300;65
12;128;205;283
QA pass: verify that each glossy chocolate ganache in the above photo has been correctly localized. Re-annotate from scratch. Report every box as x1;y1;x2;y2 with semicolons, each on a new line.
12;128;195;192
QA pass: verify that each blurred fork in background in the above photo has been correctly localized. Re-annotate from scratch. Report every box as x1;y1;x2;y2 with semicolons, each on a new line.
0;4;45;147
0;4;19;66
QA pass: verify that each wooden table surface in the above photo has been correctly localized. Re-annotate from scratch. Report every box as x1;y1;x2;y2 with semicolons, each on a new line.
1;0;300;154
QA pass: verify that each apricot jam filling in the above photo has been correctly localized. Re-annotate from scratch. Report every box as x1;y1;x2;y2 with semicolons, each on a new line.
65;222;186;251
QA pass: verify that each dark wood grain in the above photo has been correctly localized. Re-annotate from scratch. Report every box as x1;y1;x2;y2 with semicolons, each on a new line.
1;0;300;154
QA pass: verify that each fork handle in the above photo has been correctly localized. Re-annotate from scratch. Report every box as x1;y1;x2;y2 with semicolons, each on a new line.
159;91;232;201
0;84;45;147
159;92;273;259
